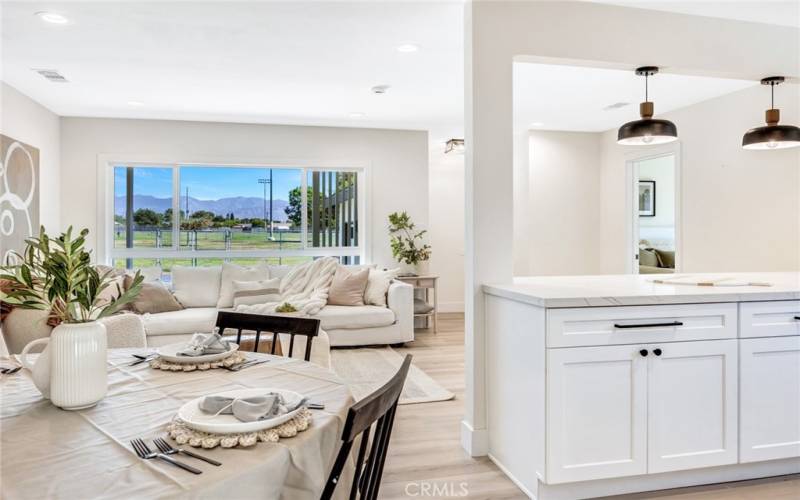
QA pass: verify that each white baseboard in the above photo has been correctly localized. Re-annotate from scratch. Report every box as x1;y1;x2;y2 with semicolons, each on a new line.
460;420;488;457
488;453;537;499
439;301;464;313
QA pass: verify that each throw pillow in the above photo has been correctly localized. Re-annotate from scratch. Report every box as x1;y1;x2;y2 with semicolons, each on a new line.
217;262;270;308
639;248;660;267
327;266;370;306
171;265;222;308
232;278;282;307
124;275;184;314
364;268;400;307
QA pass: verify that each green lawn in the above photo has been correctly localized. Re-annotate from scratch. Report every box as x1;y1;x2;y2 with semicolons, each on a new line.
113;229;307;251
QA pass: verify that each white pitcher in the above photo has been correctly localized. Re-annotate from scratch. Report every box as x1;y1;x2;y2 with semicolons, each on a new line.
50;322;108;410
19;337;52;399
20;322;108;410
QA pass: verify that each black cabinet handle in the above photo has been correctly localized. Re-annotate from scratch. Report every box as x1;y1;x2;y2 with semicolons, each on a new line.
614;321;683;329
639;349;649;357
794;316;800;321
653;348;662;356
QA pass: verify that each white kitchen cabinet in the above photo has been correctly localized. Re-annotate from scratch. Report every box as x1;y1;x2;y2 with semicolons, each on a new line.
547;345;648;483
740;336;800;463
647;340;738;473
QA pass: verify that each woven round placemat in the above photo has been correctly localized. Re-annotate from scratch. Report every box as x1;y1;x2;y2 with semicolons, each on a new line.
150;351;249;371
165;408;313;448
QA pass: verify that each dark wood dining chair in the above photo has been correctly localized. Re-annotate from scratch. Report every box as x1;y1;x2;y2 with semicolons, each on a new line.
214;311;320;362
321;354;412;500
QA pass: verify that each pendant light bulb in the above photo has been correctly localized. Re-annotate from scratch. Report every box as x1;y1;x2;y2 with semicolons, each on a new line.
617;67;678;146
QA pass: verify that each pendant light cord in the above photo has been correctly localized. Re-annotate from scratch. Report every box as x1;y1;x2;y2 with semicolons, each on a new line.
771;81;775;110
645;74;649;102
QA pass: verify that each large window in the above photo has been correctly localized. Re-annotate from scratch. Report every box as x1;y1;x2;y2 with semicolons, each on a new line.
109;163;363;273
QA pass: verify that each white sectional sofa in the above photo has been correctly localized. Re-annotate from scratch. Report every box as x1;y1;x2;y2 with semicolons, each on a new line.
142;264;415;348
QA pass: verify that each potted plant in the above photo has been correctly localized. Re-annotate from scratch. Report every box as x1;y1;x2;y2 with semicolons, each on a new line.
0;227;143;409
388;211;431;276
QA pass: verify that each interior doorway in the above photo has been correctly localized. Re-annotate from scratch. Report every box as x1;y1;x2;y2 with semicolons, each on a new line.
625;144;681;274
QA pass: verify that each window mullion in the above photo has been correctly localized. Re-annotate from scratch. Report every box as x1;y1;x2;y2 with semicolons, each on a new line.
172;165;180;251
301;168;308;250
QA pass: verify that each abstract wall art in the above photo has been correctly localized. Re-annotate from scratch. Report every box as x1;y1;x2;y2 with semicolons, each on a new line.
0;134;40;264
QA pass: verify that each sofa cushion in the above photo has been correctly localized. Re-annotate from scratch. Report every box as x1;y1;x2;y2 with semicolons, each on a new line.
141;307;219;336
639;248;660;267
315;305;395;330
327;266;369;306
218;262;270;308
232;278;282;307
364;268;400;307
125;277;184;314
172;266;222;308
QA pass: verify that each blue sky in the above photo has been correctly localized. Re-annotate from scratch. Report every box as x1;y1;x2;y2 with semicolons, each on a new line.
114;166;301;200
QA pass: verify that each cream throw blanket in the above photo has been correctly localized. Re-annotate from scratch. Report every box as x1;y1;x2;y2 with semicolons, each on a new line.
235;257;339;316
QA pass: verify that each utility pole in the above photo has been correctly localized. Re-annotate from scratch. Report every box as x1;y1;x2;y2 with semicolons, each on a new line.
258;173;273;240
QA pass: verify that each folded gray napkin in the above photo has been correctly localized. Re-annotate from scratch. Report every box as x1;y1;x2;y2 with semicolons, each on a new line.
199;393;308;422
177;333;231;357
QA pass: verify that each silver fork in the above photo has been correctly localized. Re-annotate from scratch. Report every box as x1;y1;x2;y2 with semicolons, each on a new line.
154;437;222;466
130;438;202;474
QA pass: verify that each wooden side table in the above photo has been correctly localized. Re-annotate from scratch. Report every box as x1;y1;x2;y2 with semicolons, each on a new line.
396;275;438;333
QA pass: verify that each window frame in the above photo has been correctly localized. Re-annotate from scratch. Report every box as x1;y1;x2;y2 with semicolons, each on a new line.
96;155;370;265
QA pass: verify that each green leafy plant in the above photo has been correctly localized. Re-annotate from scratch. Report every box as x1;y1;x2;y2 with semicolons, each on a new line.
0;226;144;324
388;211;431;265
276;302;298;313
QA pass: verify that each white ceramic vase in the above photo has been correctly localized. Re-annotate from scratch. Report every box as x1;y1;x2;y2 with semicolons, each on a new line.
49;322;108;410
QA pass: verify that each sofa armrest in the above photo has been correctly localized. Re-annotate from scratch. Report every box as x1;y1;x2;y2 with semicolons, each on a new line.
387;280;414;337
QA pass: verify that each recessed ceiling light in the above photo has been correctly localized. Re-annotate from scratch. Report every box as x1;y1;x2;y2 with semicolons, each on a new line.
127;101;145;107
530;122;544;127
348;112;366;119
36;11;69;24
396;43;420;53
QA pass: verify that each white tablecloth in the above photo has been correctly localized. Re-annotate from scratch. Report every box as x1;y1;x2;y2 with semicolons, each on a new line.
1;349;354;499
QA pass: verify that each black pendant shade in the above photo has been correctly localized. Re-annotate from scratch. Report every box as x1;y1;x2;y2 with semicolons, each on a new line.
742;77;800;150
618;67;678;146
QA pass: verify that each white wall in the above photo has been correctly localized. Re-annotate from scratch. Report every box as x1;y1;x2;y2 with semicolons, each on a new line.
429;149;465;312
59;118;428;267
517;130;601;276
466;0;799;458
0;82;61;231
599;84;800;274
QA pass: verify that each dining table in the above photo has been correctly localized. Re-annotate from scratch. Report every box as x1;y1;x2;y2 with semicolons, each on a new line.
0;348;355;499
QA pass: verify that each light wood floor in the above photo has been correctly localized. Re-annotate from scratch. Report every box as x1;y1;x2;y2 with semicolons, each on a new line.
380;313;800;500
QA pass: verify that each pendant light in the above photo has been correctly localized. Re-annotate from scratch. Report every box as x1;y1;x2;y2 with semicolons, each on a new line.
618;66;678;146
742;76;800;150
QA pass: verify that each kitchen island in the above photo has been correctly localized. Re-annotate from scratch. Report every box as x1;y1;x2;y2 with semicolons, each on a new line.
483;273;800;500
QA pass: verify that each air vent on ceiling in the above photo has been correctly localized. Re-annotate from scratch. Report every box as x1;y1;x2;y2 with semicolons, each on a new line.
603;102;630;111
33;69;69;83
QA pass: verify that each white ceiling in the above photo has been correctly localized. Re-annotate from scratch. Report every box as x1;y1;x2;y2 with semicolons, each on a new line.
589;0;800;28
0;1;464;140
514;63;757;133
1;1;795;146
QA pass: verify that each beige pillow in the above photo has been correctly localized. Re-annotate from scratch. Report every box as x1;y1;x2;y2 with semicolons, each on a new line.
327;266;369;306
232;278;282;307
364;268;400;307
218;262;270;308
124;275;184;314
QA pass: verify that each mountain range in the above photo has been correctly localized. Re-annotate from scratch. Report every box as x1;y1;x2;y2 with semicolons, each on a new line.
115;195;290;222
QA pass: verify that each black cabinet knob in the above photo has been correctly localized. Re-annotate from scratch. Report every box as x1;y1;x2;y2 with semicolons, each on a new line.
639;349;649;357
654;348;662;356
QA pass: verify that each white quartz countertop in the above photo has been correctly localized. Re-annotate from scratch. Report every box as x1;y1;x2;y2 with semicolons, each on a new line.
483;272;800;308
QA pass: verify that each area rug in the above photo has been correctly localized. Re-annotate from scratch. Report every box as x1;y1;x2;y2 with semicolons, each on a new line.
330;348;454;405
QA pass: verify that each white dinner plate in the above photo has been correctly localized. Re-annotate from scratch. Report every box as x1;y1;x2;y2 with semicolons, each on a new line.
177;388;306;434
156;341;239;364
